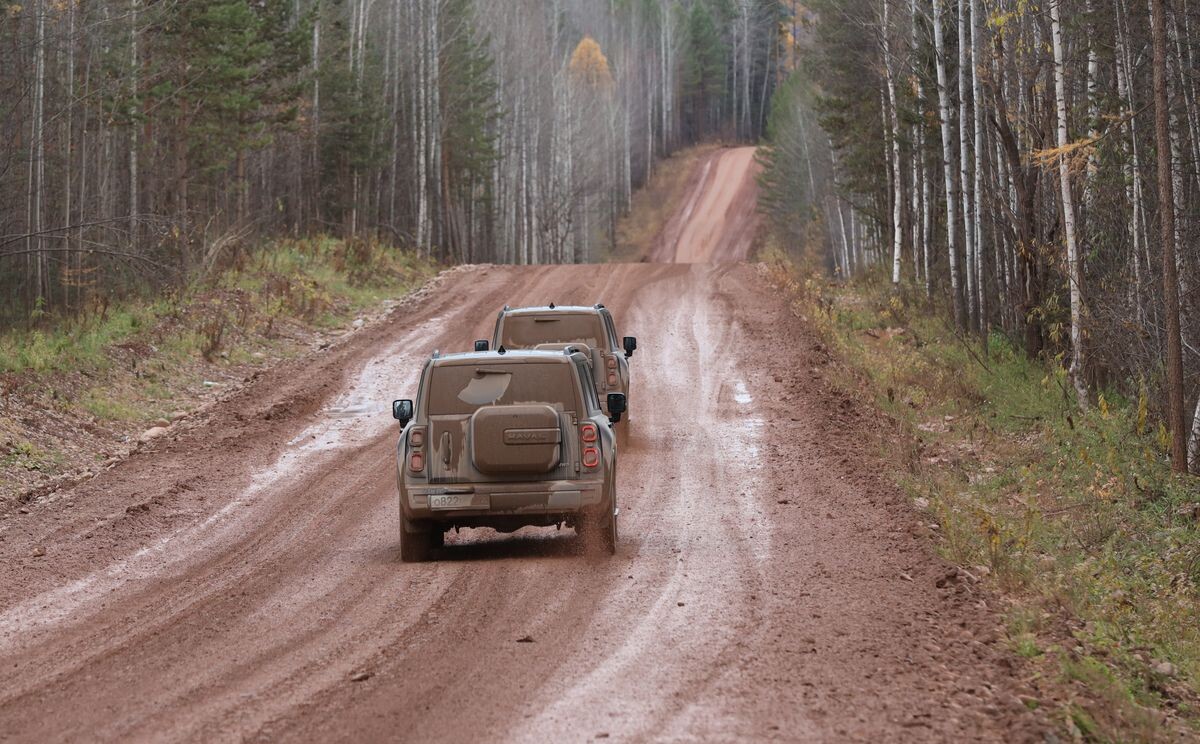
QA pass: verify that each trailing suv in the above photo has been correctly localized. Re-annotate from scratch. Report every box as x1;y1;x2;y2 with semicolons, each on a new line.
475;304;637;420
392;348;625;562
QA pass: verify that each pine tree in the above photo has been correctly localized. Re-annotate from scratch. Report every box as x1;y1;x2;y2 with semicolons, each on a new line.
682;1;726;140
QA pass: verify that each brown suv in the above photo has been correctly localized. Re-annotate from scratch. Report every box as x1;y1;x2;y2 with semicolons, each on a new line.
392;348;624;562
475;304;637;421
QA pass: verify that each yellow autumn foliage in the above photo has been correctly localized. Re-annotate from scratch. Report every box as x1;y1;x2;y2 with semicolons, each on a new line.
568;36;613;90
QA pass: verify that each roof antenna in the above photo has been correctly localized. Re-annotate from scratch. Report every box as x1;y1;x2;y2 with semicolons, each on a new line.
497;345;507;355
549;302;556;309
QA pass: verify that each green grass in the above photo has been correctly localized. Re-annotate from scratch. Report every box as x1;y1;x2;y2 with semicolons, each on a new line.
762;248;1200;741
1;439;58;472
0;305;161;374
0;236;438;423
79;389;143;421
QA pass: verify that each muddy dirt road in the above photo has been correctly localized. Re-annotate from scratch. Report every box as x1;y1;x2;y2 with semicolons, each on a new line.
0;148;1044;742
650;147;762;264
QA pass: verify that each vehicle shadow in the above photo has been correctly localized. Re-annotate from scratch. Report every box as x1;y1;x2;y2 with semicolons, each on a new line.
437;528;582;562
372;527;640;564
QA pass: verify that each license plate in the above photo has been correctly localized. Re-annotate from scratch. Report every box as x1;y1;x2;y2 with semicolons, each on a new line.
429;493;474;510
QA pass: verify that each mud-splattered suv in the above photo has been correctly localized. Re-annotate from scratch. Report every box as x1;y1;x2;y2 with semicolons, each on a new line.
392;349;624;562
476;304;636;420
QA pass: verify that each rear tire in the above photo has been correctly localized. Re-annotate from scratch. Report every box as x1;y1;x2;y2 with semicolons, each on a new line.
601;506;618;555
581;482;618;556
400;520;435;562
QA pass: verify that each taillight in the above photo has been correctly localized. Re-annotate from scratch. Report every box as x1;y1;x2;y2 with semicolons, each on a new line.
607;372;618;386
408;427;426;472
606;356;617;370
580;423;598;443
582;447;600;469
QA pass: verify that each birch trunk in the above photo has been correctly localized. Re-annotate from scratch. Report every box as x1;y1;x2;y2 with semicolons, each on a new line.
933;0;964;326
958;0;976;328
1050;0;1089;411
910;0;926;291
883;0;904;285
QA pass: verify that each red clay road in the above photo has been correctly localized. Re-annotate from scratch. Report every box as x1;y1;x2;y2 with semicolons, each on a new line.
0;148;1046;742
651;146;762;263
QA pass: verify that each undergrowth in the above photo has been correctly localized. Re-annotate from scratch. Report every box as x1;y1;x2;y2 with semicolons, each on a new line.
761;246;1200;742
0;236;436;381
0;235;436;503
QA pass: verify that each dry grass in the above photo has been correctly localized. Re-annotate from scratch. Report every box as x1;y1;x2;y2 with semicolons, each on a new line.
0;237;437;505
759;245;1200;743
609;143;722;262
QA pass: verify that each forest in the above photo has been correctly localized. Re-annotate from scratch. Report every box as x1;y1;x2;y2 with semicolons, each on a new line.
0;0;785;321
757;0;1200;473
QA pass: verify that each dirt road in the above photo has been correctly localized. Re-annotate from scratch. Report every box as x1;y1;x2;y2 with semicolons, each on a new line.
650;147;762;263
0;149;1044;742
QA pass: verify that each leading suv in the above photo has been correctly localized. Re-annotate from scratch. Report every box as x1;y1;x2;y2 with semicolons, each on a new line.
478;304;636;421
392;348;624;562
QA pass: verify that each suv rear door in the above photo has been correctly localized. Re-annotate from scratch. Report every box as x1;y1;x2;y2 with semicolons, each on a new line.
423;361;583;485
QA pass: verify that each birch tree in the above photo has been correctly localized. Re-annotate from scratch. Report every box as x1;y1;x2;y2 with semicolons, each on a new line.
1050;0;1089;410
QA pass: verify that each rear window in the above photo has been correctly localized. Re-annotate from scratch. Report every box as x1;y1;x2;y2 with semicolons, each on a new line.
500;313;607;350
425;363;581;416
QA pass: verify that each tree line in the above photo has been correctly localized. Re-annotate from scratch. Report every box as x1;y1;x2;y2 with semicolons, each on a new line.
758;0;1200;472
1;0;785;323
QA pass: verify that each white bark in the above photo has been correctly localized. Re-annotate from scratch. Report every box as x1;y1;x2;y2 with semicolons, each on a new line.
1051;0;1090;411
1190;395;1200;472
932;0;964;325
910;0;926;290
958;0;976;328
883;0;903;285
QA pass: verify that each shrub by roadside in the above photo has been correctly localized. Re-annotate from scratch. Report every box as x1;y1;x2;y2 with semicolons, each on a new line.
0;237;437;506
761;246;1200;742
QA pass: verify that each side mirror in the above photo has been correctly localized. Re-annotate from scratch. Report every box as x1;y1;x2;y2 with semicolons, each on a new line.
607;393;626;423
474;339;489;352
622;336;637;358
392;399;414;426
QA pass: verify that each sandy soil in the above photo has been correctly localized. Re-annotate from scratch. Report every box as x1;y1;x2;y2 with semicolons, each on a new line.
0;149;1047;742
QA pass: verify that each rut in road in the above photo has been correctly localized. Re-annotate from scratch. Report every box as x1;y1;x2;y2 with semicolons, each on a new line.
0;148;1045;742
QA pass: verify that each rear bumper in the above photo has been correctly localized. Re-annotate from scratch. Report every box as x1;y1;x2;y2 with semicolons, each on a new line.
402;481;604;523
